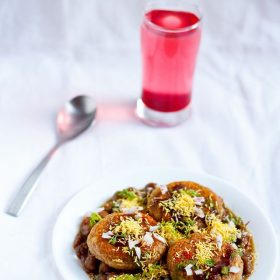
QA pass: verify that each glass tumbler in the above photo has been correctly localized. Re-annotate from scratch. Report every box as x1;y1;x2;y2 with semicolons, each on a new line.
136;0;202;126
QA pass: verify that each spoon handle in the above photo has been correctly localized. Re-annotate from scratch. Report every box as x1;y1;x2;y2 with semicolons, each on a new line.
6;143;60;217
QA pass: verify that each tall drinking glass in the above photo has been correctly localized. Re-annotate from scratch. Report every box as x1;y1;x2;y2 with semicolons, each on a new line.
137;0;202;126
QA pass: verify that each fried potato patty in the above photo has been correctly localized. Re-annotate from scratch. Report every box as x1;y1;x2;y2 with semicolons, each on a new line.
147;181;226;223
87;213;167;270
167;233;243;280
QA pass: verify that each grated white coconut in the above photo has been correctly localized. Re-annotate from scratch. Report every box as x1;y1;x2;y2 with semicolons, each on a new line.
184;264;193;276
102;231;114;239
216;234;223;250
194;269;203;275
230;266;240;273
135;246;141;259
153;233;167;244
149;225;160;232
143;232;154;246
122;206;143;214
128;239;140;249
195;207;205;218
158;184;168;194
193;197;205;206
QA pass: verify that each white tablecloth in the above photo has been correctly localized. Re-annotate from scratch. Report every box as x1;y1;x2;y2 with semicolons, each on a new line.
0;0;279;279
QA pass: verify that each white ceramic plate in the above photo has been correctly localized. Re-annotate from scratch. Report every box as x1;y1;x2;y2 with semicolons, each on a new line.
52;167;278;280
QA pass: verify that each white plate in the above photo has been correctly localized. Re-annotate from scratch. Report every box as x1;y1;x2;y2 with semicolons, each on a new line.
52;167;279;280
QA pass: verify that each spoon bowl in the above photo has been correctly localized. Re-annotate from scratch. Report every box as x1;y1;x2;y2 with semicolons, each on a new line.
57;96;97;142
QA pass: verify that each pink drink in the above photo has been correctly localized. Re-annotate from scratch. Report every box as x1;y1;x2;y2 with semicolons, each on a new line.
141;9;201;113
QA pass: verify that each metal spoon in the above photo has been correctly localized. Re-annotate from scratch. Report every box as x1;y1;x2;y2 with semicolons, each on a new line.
6;95;97;217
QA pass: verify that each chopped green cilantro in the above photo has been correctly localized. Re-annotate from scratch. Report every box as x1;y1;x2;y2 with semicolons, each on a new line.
113;274;141;280
89;212;101;226
231;248;243;258
174;219;196;236
181;189;200;197
142;264;169;278
205;259;215;267
228;211;243;226
109;235;117;245
117;189;137;200
177;262;185;269
221;266;229;275
112;200;121;212
111;264;168;280
177;260;196;270
237;248;243;256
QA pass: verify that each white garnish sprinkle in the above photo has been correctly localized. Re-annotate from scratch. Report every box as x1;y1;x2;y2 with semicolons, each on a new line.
158;184;168;194
236;232;242;239
96;207;105;212
102;231;113;239
128;239;140;249
143;232;154;246
228;220;235;228
195;207;205;218
184;264;193;276
149;225;160;232
216;234;223;250
135;246;141;259
230;266;240;273
135;212;142;219
153;233;167;244
194;269;203;275
193;197;205;206
231;243;238;250
122;206;143;214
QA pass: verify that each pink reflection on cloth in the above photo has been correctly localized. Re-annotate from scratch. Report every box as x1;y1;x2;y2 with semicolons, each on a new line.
97;100;138;123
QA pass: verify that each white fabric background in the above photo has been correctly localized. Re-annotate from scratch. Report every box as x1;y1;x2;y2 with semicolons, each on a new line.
0;0;279;279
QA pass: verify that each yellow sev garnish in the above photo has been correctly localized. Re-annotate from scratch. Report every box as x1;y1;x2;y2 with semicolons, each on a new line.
120;198;141;209
160;190;195;217
114;217;143;238
195;240;216;266
208;215;240;242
